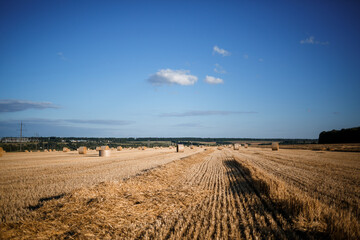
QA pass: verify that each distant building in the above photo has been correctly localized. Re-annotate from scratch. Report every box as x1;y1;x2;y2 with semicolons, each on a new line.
1;137;31;143
70;139;87;143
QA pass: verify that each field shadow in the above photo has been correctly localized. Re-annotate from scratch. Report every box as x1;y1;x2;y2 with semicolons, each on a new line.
27;193;65;211
223;158;328;239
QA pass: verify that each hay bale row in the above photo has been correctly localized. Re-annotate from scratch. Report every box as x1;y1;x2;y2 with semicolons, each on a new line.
177;144;184;153
272;142;279;151
78;146;87;154
96;146;109;151
99;149;111;157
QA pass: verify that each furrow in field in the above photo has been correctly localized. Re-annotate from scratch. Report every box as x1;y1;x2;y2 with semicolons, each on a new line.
143;149;296;239
232;149;360;216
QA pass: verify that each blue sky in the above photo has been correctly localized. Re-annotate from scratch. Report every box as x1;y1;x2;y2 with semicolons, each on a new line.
0;0;359;138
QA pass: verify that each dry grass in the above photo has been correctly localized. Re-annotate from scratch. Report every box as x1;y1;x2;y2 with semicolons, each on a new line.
0;147;359;239
0;150;211;239
0;148;202;223
255;143;360;152
232;147;360;239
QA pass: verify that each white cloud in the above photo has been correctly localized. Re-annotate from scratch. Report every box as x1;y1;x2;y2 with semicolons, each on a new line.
161;110;257;117
213;45;231;56
0;99;59;112
300;36;315;44
204;75;224;84
258;58;264;62
300;36;329;45
214;63;226;74
243;54;249;59
57;52;66;60
147;69;198;86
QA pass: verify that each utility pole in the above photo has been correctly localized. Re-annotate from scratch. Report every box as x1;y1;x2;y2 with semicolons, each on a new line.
20;121;23;152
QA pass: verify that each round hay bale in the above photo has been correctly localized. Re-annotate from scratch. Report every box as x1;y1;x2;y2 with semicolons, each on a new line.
142;146;147;150
244;144;248;148
117;146;123;151
233;144;240;150
63;147;70;152
44;149;48;152
272;142;279;151
177;144;185;152
24;150;29;153
190;145;194;149
99;149;111;157
78;146;87;154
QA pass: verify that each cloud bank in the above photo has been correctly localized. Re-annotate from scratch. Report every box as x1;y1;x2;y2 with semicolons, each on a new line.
0;118;134;127
0;100;59;112
300;36;329;45
213;45;231;56
174;122;203;128
148;69;198;86
161;110;257;117
204;75;224;84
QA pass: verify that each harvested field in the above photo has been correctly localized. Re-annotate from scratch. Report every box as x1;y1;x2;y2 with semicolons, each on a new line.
1;147;359;239
254;143;360;152
232;147;360;215
0;148;203;223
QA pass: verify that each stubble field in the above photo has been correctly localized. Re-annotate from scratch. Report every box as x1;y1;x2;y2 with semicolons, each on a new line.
0;146;359;239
